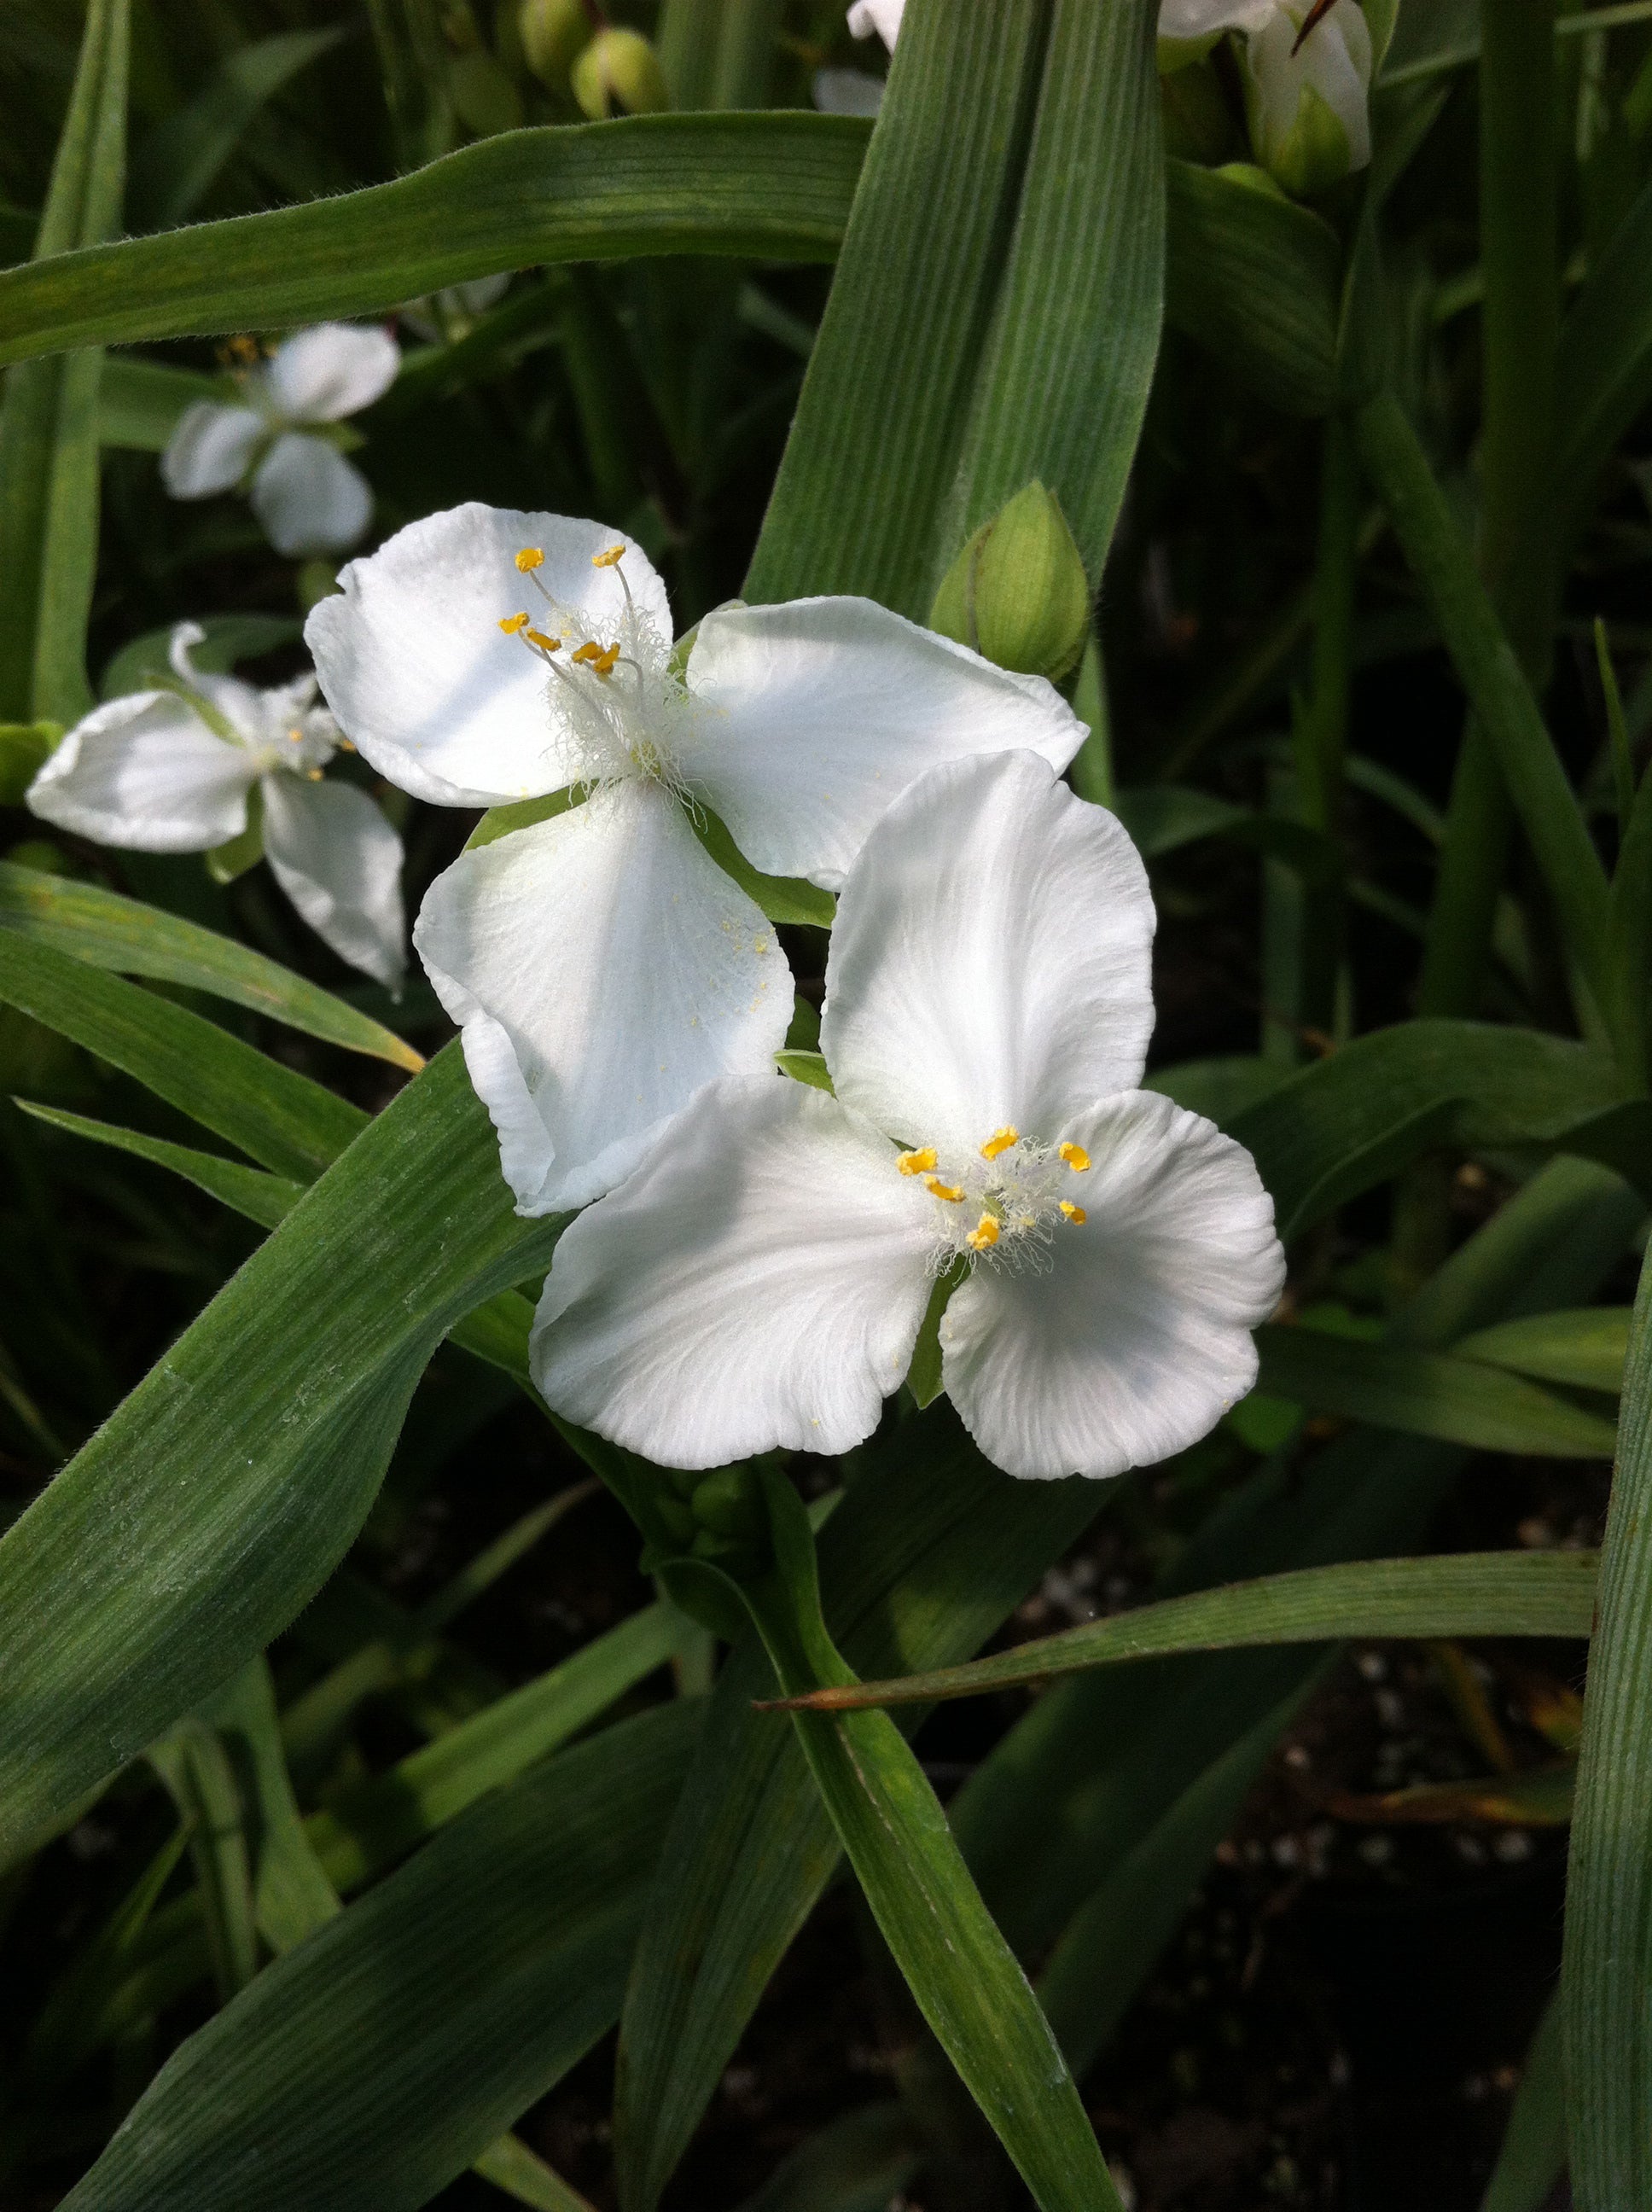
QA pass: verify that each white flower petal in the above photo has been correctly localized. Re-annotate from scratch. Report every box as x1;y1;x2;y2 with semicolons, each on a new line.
251;434;374;557
820;749;1155;1157
305;504;671;807
261;773;406;987
940;1090;1286;1481
680;597;1085;890
846;0;905;48
261;323;400;423
160;402;266;498
1247;0;1370;170
1157;0;1276;38
532;1074;935;1467
413;779;791;1214
26;692;254;852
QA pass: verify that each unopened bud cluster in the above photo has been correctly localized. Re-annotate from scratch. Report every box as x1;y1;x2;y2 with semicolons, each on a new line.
518;0;667;117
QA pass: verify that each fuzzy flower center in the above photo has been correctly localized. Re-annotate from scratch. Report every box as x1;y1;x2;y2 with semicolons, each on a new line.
498;543;695;800
897;1126;1091;1272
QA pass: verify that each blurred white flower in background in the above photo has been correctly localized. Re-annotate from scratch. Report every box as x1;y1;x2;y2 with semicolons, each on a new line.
532;750;1286;1481
1157;0;1371;195
305;504;1086;1215
162;323;400;560
27;623;405;988
815;0;903;113
846;0;904;48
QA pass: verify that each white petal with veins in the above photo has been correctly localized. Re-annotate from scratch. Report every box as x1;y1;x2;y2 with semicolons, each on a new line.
821;749;1155;1156
26;692;255;852
413;779;790;1213
940;1090;1285;1479
532;1074;935;1465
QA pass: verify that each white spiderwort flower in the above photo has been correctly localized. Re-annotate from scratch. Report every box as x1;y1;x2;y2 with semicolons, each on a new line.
305;504;1085;1216
162;323;400;559
1157;0;1371;195
27;623;405;988
532;750;1286;1481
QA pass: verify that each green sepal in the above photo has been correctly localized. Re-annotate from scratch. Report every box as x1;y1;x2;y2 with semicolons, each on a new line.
465;785;578;850
906;1258;966;1411
776;1048;833;1092
928;480;1091;684
692;805;835;927
0;719;61;802
206;781;265;885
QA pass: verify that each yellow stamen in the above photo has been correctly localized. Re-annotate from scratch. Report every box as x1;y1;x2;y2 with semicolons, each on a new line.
515;547;544;573
591;544;626;568
336;736;356;752
1059;1201;1087;1224
525;628;562;653
287;727;304;742
1058;1142;1091;1172
966;1213;1000;1252
499;611;531;634
980;1126;1019;1160
898;1147;938;1176
571;638;620;669
924;1177;964;1202
305;767;324;782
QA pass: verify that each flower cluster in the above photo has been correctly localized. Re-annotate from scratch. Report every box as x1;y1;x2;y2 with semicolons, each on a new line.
294;504;1285;1483
54;443;1285;1481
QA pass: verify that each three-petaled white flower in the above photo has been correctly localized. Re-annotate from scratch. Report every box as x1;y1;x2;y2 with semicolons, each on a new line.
305;504;1085;1214
27;624;406;989
162;323;400;559
1159;0;1371;196
532;750;1286;1481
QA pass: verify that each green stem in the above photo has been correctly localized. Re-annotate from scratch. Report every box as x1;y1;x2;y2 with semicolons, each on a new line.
1352;390;1613;1034
1294;410;1357;1036
1414;0;1559;1021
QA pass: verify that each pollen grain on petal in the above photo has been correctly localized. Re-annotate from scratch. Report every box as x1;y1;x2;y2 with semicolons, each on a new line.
925;1177;964;1202
1058;1142;1091;1172
498;611;530;634
980;1126;1020;1161
897;1147;938;1176
515;547;544;573
591;543;626;568
967;1213;1000;1251
1059;1201;1087;1223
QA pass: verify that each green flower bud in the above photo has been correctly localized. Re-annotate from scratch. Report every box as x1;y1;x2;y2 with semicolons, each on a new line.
689;1464;765;1544
928;480;1091;684
571;27;669;119
518;0;588;87
451;49;523;135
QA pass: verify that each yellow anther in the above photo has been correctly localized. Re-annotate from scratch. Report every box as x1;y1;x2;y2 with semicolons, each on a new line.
1058;1142;1091;1172
288;726;304;742
898;1147;938;1176
571;639;605;664
336;736;356;752
924;1177;964;1202
515;547;544;573
525;628;562;652
1059;1201;1087;1224
980;1126;1019;1161
305;767;324;782
499;611;531;634
966;1213;1000;1252
595;643;620;676
591;543;626;568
